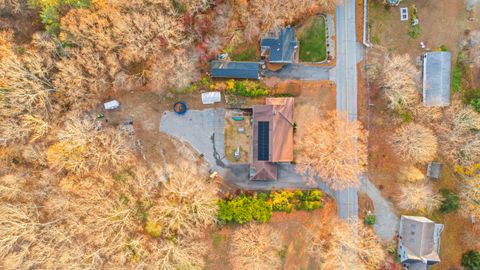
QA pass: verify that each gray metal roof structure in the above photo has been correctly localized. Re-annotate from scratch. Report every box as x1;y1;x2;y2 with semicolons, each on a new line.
423;52;452;107
260;27;298;64
398;216;444;269
210;61;260;79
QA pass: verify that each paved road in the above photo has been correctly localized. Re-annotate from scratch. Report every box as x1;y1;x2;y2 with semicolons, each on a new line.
335;0;359;220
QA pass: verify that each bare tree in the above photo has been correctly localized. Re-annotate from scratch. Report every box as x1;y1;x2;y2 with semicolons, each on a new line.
229;223;282;270
460;177;480;223
149;162;218;238
323;219;386;270
47;114;133;175
296;111;368;190
397;183;441;213
0;31;55;145
439;103;480;167
383;54;420;111
391;123;437;164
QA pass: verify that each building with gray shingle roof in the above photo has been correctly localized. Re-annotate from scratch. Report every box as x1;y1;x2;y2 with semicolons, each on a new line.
260;27;298;64
210;61;260;80
422;52;452;107
398;216;444;270
427;162;442;179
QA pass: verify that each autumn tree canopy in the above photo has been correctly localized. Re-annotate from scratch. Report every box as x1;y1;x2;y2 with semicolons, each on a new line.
391;123;438;164
296;111;368;190
396;182;441;213
382;54;420;111
229;223;283;270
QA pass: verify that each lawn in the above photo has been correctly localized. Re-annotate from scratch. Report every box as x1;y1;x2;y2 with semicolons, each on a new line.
230;43;258;62
298;16;327;62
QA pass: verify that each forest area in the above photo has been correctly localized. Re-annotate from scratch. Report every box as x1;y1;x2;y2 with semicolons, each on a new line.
0;0;347;269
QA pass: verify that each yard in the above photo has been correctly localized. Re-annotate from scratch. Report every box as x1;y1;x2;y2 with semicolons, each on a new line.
298;16;327;62
204;198;338;270
365;1;480;268
224;110;252;163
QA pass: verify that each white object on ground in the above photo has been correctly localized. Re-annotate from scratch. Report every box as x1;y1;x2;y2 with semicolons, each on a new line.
104;100;120;110
420;42;425;49
201;91;222;105
400;7;408;21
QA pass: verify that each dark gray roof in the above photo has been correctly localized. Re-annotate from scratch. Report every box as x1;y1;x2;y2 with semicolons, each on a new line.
423;52;452;107
427;162;441;179
260;27;298;64
210;61;260;79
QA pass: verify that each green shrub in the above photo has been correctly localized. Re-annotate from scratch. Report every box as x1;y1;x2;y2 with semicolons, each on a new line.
439;45;449;52
462;250;480;270
471;98;480;113
364;213;376;225
408;24;420;38
145;220;162;238
218;190;324;224
464;88;480;106
218;194;272;224
200;76;211;88
439;188;460;213
408;5;420;39
29;0;90;36
452;63;464;93
397;111;413;123
227;80;269;97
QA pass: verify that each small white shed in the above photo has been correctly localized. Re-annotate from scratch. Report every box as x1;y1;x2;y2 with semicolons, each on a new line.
201;92;222;105
104;100;120;110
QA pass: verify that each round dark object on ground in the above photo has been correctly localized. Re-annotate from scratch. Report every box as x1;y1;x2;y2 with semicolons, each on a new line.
173;101;188;115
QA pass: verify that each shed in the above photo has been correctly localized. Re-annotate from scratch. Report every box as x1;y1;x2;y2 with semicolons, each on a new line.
201;92;221;104
210;61;260;79
104;100;120;110
423;52;452;107
260;27;298;64
427;162;442;179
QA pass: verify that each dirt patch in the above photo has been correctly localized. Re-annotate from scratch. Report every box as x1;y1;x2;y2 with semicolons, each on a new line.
0;11;43;44
368;0;480;59
224;110;252;163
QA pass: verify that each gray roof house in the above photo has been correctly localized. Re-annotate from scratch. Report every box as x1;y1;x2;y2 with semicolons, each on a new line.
398;216;444;270
210;61;260;79
422;52;452;107
260;27;298;64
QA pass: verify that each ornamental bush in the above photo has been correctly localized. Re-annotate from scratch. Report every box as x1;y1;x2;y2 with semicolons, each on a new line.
218;190;324;224
218;194;272;224
462;250;480;270
439;188;460;213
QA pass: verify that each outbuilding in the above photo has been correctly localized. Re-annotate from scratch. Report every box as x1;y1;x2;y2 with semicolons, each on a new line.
423;51;452;107
210;61;260;80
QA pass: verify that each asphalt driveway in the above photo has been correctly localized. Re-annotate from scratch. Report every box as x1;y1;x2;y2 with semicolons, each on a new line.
159;109;228;171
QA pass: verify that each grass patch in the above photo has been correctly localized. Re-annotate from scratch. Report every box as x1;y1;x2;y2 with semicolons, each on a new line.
230;44;257;62
298;16;327;62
